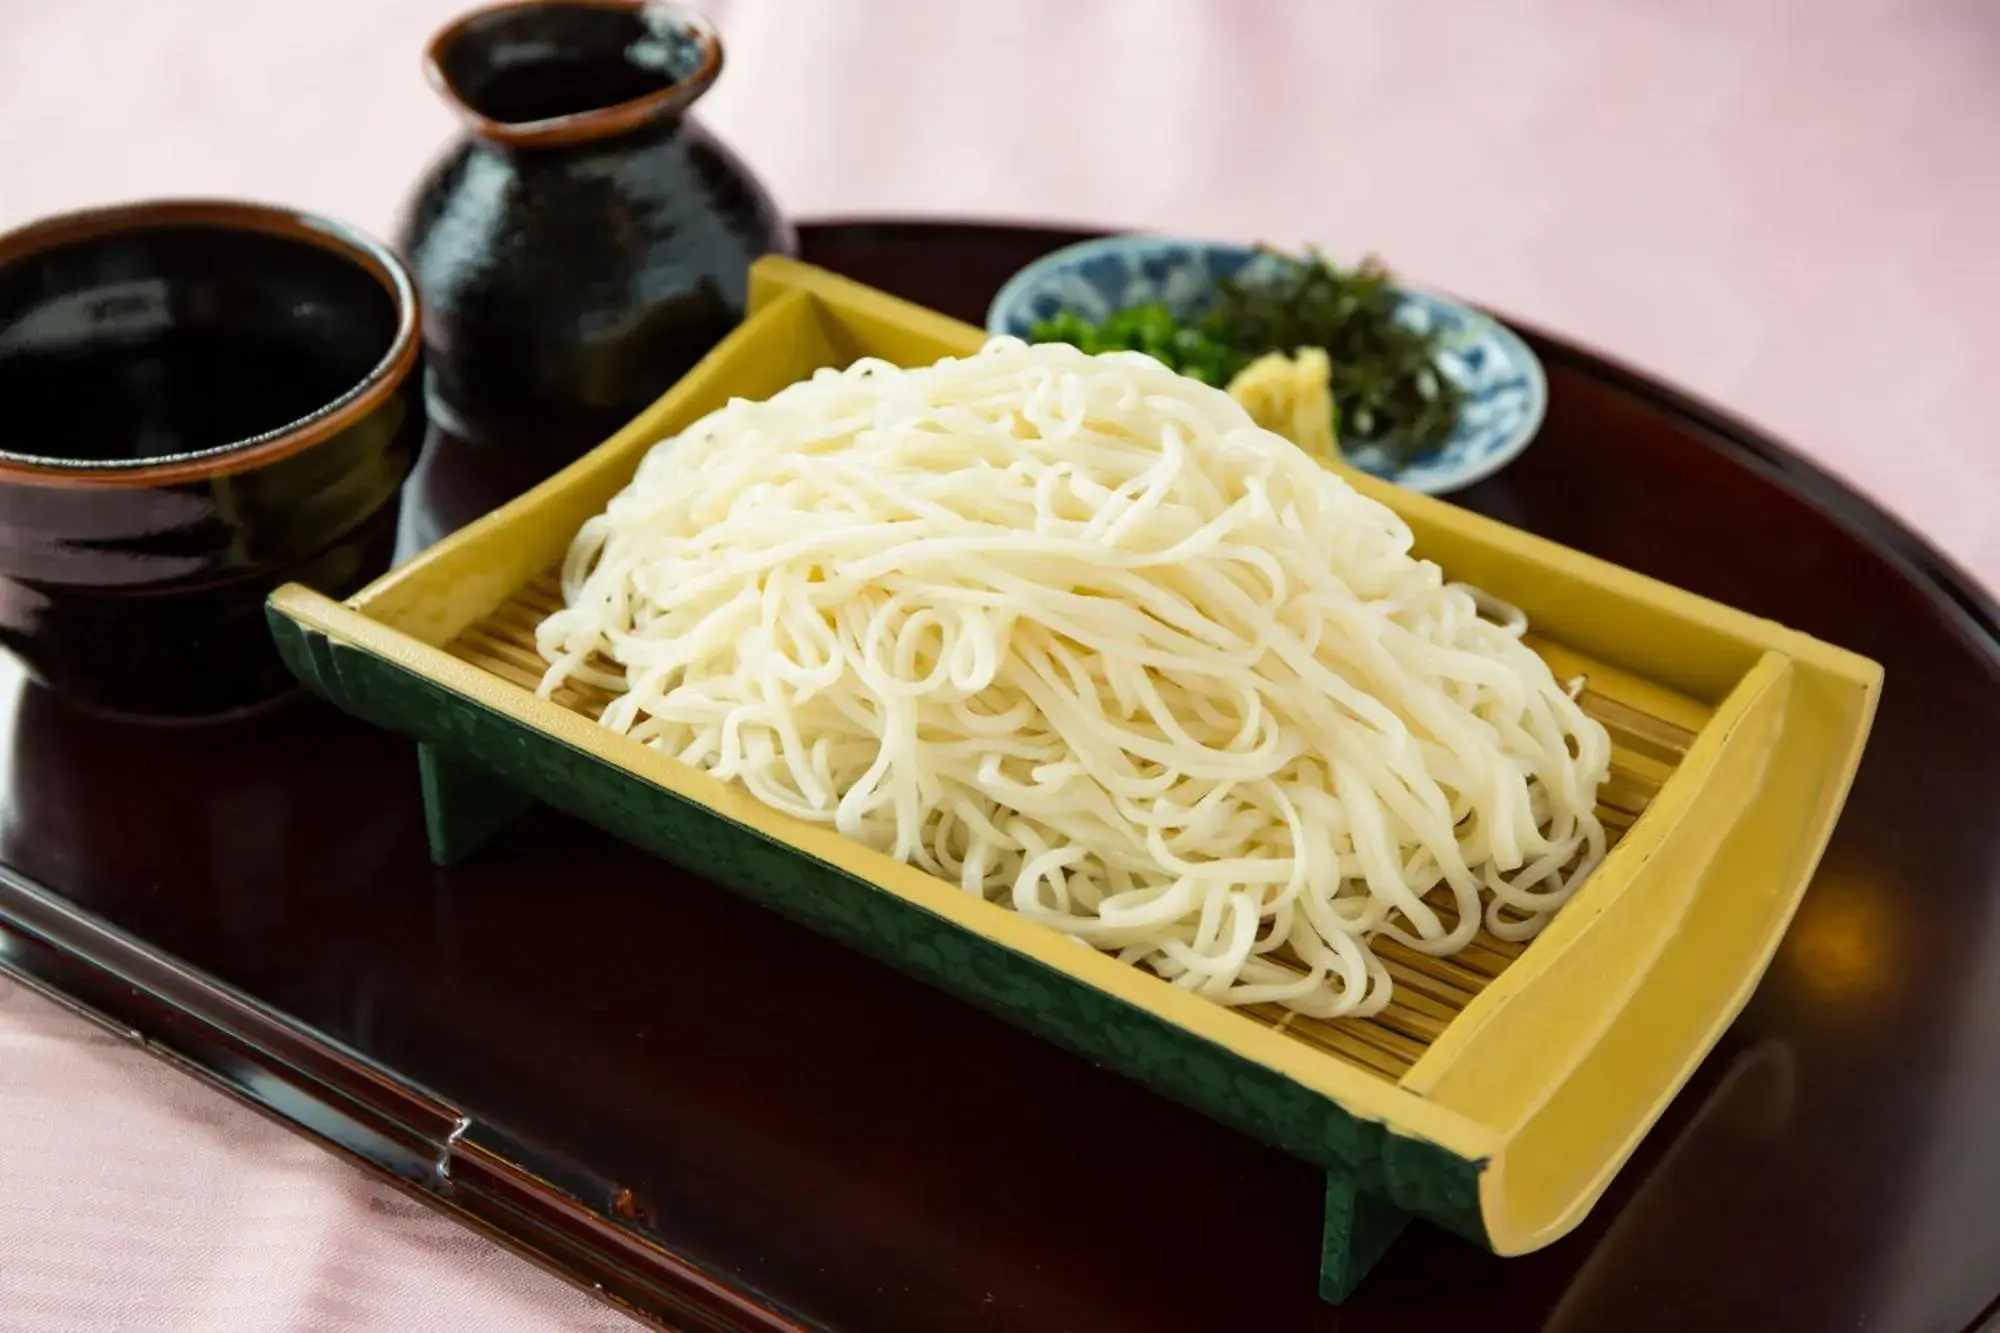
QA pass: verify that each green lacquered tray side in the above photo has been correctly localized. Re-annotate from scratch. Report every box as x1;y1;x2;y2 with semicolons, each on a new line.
267;605;1488;1247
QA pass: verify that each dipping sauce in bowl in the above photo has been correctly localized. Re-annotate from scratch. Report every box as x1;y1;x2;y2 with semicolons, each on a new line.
0;200;424;721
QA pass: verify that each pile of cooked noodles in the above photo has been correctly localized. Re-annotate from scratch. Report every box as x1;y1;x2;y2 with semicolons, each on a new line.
537;338;1610;1018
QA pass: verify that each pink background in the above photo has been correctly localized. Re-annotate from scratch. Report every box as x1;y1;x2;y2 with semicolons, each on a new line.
2;1;1997;1327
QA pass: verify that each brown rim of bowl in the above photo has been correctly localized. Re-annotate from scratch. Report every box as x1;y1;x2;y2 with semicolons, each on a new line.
424;0;723;150
0;199;422;491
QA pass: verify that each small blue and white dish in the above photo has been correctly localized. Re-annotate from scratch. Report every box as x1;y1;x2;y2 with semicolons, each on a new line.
986;236;1547;495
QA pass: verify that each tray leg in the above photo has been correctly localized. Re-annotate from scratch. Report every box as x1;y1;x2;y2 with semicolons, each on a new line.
419;742;533;867
1319;1171;1408;1304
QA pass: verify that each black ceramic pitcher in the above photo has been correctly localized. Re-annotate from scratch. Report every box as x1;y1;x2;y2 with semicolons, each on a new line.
399;0;793;468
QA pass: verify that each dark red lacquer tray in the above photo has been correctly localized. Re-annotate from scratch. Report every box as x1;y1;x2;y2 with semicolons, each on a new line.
4;223;1999;1333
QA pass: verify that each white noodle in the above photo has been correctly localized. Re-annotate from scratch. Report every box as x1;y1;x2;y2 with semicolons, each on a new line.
537;339;1611;1018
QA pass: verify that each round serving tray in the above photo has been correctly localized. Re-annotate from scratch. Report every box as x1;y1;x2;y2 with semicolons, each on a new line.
3;221;1998;1333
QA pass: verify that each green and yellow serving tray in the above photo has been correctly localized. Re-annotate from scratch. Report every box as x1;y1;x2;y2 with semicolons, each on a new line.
267;256;1880;1303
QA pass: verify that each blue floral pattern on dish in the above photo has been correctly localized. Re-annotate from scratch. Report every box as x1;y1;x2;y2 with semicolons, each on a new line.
986;236;1547;496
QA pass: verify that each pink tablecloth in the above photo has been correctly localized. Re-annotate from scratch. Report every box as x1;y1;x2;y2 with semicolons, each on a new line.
2;1;1997;1328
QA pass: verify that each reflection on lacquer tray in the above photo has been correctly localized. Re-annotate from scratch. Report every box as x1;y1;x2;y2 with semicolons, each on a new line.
1543;1038;1796;1331
0;672;417;945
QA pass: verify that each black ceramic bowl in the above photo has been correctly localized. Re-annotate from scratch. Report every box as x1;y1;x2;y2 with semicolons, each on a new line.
0;200;423;722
